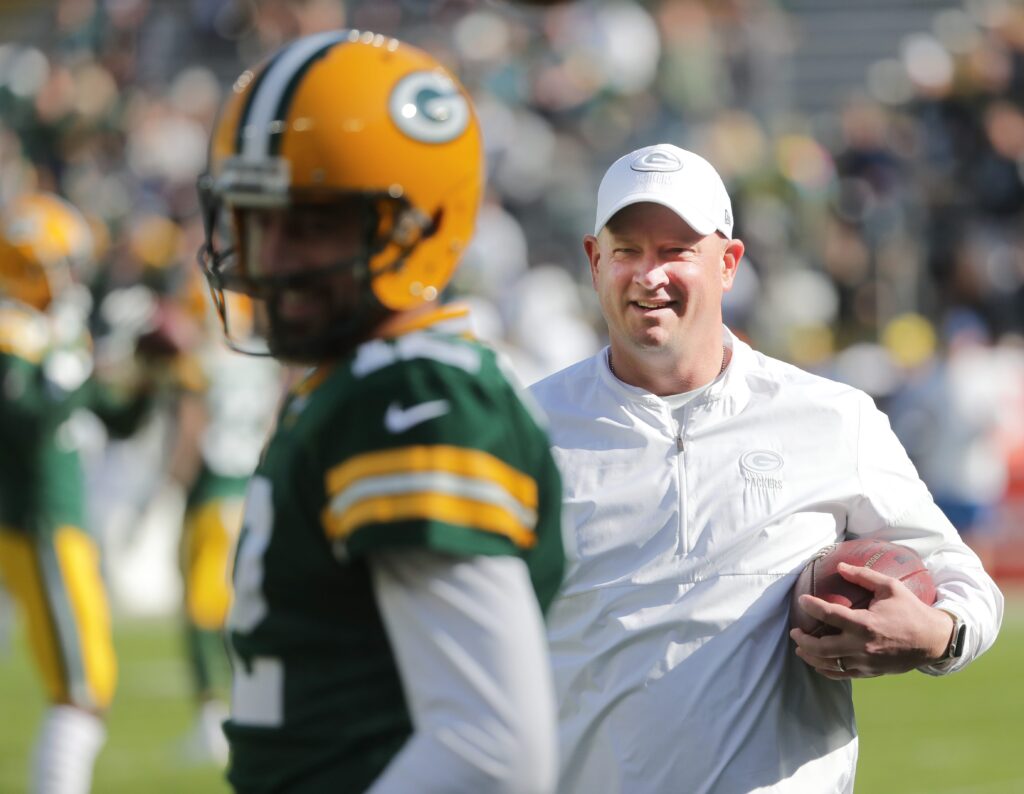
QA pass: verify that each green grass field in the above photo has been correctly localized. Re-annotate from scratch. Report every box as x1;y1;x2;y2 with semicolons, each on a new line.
853;588;1024;794
1;592;1021;793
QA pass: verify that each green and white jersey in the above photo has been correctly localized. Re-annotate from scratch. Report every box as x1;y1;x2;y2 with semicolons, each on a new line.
0;299;89;534
0;298;148;535
224;307;564;793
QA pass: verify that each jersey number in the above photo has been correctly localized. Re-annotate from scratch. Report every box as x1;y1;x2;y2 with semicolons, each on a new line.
228;476;284;727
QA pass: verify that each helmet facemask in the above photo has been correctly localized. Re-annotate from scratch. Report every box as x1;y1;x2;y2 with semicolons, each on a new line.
198;171;437;363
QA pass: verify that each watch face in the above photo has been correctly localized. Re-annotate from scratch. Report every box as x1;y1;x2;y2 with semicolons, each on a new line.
951;620;967;658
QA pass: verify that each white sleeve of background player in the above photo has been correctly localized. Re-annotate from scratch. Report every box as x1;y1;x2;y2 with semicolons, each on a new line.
366;549;558;794
847;392;1004;674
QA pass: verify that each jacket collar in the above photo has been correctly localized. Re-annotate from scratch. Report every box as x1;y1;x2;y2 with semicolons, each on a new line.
703;326;753;417
597;325;754;419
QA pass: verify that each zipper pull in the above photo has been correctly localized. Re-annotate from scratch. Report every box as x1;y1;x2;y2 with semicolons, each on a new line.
676;433;685;452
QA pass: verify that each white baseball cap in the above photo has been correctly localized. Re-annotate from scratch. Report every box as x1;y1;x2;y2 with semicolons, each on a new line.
593;143;734;238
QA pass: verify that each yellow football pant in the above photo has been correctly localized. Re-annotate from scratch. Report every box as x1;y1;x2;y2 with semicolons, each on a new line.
0;525;116;712
181;498;244;631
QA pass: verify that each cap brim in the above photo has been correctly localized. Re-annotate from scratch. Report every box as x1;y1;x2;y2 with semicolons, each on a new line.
595;193;719;237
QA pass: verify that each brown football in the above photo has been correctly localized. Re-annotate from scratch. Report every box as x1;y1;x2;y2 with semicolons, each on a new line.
790;539;936;637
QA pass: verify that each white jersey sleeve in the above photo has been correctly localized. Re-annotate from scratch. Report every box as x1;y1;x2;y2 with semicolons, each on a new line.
849;392;1004;674
367;549;558;794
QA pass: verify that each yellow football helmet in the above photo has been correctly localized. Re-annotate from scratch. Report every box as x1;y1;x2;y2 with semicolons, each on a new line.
197;30;484;361
0;192;94;311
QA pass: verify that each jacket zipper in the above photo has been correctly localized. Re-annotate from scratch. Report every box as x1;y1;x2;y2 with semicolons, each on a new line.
675;410;688;553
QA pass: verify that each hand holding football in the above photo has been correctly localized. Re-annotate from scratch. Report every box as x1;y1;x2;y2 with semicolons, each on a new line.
790;539;936;637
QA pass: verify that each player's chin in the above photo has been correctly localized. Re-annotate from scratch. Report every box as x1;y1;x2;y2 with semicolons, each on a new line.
626;325;674;350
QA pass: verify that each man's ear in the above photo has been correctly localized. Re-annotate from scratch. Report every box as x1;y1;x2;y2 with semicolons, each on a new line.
583;234;601;289
721;237;744;292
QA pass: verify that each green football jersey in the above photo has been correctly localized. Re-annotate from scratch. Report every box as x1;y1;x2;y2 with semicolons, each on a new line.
0;299;148;536
224;313;564;793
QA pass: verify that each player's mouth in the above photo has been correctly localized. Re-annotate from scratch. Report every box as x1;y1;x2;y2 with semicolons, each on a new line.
630;299;677;312
274;288;332;326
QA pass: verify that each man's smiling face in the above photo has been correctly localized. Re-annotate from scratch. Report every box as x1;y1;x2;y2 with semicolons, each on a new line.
585;202;741;359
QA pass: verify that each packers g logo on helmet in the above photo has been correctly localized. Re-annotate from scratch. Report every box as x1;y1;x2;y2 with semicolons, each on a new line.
388;71;470;144
197;30;484;362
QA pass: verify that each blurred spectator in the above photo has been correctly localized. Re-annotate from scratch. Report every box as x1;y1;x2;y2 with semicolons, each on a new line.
884;311;1008;535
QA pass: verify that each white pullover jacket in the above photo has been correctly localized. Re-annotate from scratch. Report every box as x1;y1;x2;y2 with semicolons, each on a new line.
530;329;1003;794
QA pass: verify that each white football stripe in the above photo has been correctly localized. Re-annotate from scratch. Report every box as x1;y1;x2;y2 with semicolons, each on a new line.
242;30;349;160
395;334;481;373
351;334;481;377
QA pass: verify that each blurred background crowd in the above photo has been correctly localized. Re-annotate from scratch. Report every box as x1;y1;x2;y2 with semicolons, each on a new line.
1;0;1022;613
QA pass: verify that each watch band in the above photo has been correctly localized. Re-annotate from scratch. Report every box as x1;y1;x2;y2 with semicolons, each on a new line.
938;611;967;661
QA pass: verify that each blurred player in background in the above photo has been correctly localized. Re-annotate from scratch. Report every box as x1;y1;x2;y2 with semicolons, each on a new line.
0;193;156;794
197;31;564;793
156;272;283;766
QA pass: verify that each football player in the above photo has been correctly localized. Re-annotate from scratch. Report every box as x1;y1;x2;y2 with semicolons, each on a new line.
197;30;564;793
0;192;154;793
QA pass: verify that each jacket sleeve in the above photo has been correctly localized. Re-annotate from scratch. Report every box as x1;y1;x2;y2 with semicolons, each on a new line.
847;392;1004;674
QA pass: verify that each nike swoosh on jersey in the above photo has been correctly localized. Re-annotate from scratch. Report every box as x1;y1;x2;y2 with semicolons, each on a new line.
384;399;451;433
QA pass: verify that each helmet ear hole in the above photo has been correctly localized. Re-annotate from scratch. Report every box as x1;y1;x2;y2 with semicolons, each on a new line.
389;205;439;251
425;208;443;242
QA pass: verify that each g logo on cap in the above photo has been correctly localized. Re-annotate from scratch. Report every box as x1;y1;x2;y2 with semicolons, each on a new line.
389;71;470;144
630;149;683;173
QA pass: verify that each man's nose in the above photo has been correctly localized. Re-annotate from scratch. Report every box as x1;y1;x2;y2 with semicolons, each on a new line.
258;218;300;275
633;257;669;290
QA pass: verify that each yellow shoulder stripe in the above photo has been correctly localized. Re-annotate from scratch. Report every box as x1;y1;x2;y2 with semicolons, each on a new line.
325;445;538;509
322;444;540;548
322;492;537;549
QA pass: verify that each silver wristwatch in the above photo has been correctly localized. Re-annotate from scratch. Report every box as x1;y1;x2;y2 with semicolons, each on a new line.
938;611;967;661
